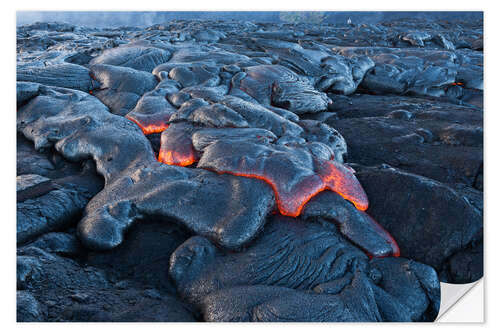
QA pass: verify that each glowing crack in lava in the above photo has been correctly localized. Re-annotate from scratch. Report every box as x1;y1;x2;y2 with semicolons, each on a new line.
153;127;398;258
158;125;197;166
196;140;368;217
208;158;368;218
316;159;368;212
126;113;170;135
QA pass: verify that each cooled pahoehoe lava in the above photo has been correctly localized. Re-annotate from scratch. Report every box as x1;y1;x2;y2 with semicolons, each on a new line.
16;13;483;322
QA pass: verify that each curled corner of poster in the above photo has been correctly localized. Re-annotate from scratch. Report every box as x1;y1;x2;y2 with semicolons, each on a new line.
437;279;484;322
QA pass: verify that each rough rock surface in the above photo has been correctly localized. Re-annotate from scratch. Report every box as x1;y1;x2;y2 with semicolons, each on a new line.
17;162;103;245
355;165;483;281
17;16;482;322
90;64;159;115
125;79;180;134
169;216;439;322
78;164;276;251
17;63;99;92
17;247;196;322
326;94;483;187
89;43;172;72
237;64;331;114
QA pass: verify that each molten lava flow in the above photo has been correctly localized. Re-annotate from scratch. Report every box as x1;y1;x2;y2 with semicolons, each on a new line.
199;142;369;218
213;163;367;218
211;169;324;218
158;125;197;167
271;159;369;217
316;159;369;211
152;129;399;257
158;149;197;167
126;113;170;135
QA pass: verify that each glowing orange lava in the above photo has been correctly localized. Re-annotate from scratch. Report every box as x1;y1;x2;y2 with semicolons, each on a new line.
153;133;399;257
316;159;369;211
158;149;197;166
157;126;197;166
126;114;170;135
206;158;368;218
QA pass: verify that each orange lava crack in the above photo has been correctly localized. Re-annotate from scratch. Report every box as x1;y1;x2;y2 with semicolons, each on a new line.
205;158;368;218
157;126;197;166
153;127;399;257
126;114;171;135
158;149;197;167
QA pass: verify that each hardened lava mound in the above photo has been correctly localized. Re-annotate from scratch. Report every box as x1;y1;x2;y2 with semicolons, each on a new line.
17;15;482;322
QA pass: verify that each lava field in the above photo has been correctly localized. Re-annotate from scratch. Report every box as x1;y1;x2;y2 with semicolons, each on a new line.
16;17;483;322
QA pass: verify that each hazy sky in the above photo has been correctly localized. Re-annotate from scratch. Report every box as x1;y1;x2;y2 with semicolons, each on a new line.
16;11;483;28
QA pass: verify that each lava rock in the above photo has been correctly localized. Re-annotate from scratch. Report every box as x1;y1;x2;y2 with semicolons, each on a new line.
439;124;483;146
301;191;399;258
25;232;83;257
17;63;99;92
335;47;464;98
198;274;381;322
90;44;172;73
125;79;179;134
197;138;369;217
402;32;432;47
172;102;248;128
239;65;330;114
169;217;369;304
90;297;196;322
298;119;347;162
16;247;197;322
17;81;40;106
16;133;83;179
327;95;482;186
220;96;304;138
86;221;189;293
170;216;439;321
17;169;102;245
192;29;226;43
17;85;156;182
17;255;43;290
439;239;483;283
369;257;440;321
168;64;221;88
17;291;44;322
164;48;250;66
77;164;275;251
16;17;483;322
317;55;374;94
180;85;229;103
192;127;277;152
158;122;198;166
355;165;483;279
90;64;158;115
